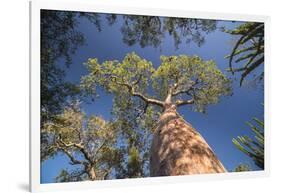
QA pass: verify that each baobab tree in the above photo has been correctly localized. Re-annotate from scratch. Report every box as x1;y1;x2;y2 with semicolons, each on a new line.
82;52;231;176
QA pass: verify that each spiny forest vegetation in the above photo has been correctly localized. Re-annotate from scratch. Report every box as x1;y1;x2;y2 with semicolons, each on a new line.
40;10;264;182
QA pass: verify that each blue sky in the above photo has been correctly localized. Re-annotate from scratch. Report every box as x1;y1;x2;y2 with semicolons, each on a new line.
41;13;264;183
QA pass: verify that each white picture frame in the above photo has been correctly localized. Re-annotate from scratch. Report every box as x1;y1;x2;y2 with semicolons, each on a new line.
30;0;270;192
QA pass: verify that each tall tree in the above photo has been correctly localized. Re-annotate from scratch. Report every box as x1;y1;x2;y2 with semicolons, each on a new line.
40;11;217;125
81;52;231;176
224;22;264;86
41;102;122;182
232;117;264;169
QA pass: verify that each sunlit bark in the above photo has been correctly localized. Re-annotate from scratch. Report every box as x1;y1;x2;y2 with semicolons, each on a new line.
150;104;226;176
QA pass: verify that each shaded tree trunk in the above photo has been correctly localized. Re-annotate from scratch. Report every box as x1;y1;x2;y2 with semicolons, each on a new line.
87;165;97;180
150;104;226;176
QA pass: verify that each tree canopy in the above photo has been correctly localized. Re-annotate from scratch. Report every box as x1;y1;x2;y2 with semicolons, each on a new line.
41;102;122;182
118;16;217;49
82;52;231;113
40;10;264;181
40;10;101;124
79;52;232;176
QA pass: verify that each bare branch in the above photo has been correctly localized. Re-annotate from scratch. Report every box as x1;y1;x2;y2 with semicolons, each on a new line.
62;149;84;165
172;88;192;96
131;90;164;107
55;142;86;166
172;79;199;96
92;140;106;160
110;75;164;107
57;136;93;163
176;99;194;107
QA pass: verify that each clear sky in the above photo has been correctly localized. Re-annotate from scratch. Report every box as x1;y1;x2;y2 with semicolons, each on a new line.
41;13;264;183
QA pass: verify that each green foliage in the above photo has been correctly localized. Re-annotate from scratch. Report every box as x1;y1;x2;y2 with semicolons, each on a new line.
111;94;158;178
163;18;217;48
82;52;231;113
55;169;87;182
41;102;122;181
121;16;163;48
82;54;159;178
127;146;143;177
82;52;154;97
81;52;231;177
233;163;251;172
232;117;264;169
40;11;104;169
224;22;264;86
118;15;217;48
152;55;232;112
55;170;72;183
40;10;101;124
40;11;238;180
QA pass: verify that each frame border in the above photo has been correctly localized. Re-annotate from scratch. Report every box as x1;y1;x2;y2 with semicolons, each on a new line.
30;0;270;192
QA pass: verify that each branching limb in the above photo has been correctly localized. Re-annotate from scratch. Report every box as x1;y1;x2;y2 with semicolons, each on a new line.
110;76;164;107
92;140;106;160
131;90;164;107
172;79;199;96
176;99;194;107
172;88;192;96
57;136;93;163
55;142;86;166
62;148;84;165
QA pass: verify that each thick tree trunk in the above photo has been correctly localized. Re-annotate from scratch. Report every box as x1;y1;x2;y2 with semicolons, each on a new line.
150;104;227;176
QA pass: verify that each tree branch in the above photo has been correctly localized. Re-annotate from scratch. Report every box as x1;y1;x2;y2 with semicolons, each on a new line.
172;79;199;96
172;88;192;96
132;74;143;85
131;90;164;106
55;142;86;166
64;150;83;165
102;167;113;180
176;99;194;107
92;140;106;160
70;170;87;179
57;136;93;163
110;75;164;107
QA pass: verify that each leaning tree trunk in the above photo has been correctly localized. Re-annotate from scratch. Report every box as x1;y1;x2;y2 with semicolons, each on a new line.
150;104;227;176
87;165;97;180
